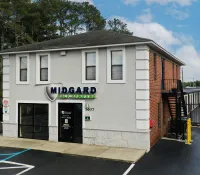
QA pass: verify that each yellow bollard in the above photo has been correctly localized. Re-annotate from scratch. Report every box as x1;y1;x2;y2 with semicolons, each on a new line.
189;118;193;143
186;118;192;145
189;118;191;143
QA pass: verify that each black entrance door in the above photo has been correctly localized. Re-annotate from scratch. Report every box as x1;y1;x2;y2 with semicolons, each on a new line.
58;103;82;143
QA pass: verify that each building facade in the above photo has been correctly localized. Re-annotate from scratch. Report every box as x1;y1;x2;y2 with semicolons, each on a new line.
0;31;185;151
149;49;181;147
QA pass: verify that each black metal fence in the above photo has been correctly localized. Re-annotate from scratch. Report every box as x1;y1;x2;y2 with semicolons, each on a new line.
189;106;200;124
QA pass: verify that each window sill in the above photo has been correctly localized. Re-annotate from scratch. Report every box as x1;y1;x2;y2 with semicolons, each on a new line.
82;80;99;84
36;81;50;85
16;81;30;85
107;79;126;84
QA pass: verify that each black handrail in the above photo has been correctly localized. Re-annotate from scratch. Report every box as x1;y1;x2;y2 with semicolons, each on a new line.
162;79;178;91
178;80;187;117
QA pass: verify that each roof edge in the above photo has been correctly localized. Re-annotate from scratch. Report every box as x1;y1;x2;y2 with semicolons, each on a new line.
0;41;185;66
150;41;185;66
0;42;152;55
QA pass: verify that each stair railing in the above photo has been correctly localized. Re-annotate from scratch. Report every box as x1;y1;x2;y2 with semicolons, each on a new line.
178;80;187;116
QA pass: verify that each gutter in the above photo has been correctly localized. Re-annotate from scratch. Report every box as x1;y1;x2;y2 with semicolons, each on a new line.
150;41;185;66
0;41;185;66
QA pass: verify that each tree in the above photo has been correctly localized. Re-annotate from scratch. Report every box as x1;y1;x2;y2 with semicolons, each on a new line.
107;18;133;36
0;0;13;50
81;2;106;32
9;0;34;47
33;0;59;41
55;1;106;36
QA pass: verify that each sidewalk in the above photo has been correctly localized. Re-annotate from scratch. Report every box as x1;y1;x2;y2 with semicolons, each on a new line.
0;136;146;163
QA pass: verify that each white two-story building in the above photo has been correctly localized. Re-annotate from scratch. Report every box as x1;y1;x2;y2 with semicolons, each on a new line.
0;30;185;151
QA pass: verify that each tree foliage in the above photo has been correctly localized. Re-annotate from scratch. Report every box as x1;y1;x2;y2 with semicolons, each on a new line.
107;18;133;36
0;1;133;50
183;81;200;88
0;0;106;50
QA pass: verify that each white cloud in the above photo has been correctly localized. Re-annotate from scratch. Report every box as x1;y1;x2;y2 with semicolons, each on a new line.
136;8;153;23
166;6;189;20
112;16;200;81
175;33;194;45
146;0;196;6
175;45;200;81
123;0;140;5
115;16;180;49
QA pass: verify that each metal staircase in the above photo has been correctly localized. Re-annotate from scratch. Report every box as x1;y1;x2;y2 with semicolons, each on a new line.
162;80;188;140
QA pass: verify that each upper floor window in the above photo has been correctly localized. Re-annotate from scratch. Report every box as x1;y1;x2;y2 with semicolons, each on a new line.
86;52;96;80
20;57;27;81
40;55;48;81
153;53;157;80
107;47;126;83
16;54;29;84
36;53;50;84
111;51;123;80
82;49;99;83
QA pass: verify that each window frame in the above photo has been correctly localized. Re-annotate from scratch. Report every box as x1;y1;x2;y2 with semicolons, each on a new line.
17;100;51;140
36;52;50;84
107;47;126;84
40;55;49;82
82;49;99;84
16;54;30;85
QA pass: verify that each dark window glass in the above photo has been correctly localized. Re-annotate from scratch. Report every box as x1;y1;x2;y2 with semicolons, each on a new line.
34;104;49;127
111;51;123;80
19;104;34;125
40;55;48;81
154;53;157;80
19;103;49;140
20;57;27;81
20;126;33;138
86;52;96;80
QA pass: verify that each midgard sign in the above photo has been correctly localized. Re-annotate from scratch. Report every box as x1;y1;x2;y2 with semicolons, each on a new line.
45;86;97;101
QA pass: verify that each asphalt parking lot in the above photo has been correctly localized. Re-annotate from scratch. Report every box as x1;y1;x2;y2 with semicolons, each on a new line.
0;128;200;175
130;127;200;175
0;147;132;175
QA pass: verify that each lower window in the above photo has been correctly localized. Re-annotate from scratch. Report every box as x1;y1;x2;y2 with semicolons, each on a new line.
18;103;49;140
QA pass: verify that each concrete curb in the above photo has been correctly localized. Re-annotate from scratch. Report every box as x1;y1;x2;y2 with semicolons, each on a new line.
0;136;146;163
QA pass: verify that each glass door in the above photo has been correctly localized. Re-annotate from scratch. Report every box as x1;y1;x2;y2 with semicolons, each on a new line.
58;103;75;142
58;103;83;143
18;103;49;140
19;103;34;139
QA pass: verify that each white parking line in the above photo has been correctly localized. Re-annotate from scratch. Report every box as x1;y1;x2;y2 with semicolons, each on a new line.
122;163;135;175
0;166;27;169
0;160;34;175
